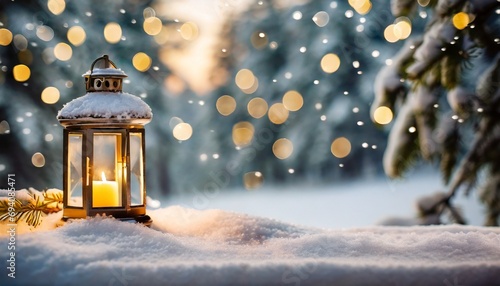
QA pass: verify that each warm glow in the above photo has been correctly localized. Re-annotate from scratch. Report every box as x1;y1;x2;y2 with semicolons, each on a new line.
384;24;399;43
173;122;193;141
13;64;31;82
394;17;412;40
180;22;199;41
31;152;45;168
53;42;72;61
133;52;152;72
143;17;162;36
0;28;13;46
48;0;66;15
331;137;352;158
282;90;303;111
235;69;255;90
232;121;254;148
268;103;289;124
101;172;107;181
373;106;393;125
349;0;372;15
164;74;186;95
41;87;60;104
247;97;268;119
67;26;86;46
272;138;293;159
93;171;119;207
453;12;469;30
321;53;341;73
244;171;264;190
312;11;329;27
104;22;122;44
251;31;268;49
216;95;237;116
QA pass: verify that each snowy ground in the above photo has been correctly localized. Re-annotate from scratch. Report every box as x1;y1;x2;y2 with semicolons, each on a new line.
1;171;498;285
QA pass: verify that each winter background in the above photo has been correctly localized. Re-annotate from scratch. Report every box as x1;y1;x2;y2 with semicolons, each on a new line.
1;0;500;285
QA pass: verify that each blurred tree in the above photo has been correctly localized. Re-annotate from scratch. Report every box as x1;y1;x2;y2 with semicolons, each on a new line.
374;0;500;225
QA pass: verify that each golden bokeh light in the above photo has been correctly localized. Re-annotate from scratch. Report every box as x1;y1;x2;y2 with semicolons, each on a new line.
242;77;259;94
282;90;303;111
53;42;72;61
143;17;162;36
104;22;122;44
216;95;237;116
180;22;199;41
251;31;268;49
0;28;13;46
13;64;31;82
394;17;412;40
268;103;289;124
67;26;86;46
373;106;393;125
384;24;399;43
331;137;352;158
31;152;45;168
243;171;264;190
272;138;293;160
321;53;341;73
349;0;372;15
247;97;268;119
132;52;152;72
232;121;254;147
173;122;193;141
452;12;469;30
235;69;255;90
48;0;65;15
41;87;60;104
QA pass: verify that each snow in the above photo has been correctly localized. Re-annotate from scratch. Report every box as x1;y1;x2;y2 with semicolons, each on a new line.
1;207;499;285
83;67;127;77
57;92;152;120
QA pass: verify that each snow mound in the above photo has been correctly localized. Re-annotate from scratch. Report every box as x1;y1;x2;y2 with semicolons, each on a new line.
57;92;152;120
1;206;499;285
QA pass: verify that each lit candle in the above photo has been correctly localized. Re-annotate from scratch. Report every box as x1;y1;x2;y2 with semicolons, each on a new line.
93;172;120;207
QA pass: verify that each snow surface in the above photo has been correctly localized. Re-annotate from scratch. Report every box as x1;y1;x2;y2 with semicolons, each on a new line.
57;92;152;120
1;207;499;285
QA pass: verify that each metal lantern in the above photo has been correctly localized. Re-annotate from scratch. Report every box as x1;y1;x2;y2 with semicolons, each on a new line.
57;55;152;225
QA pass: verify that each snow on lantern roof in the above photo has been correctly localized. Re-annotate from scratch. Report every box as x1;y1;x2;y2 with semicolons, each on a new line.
57;92;153;124
83;67;127;78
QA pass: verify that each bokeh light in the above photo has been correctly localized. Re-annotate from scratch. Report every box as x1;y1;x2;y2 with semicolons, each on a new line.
321;53;341;73
31;152;45;168
133;52;152;72
232;121;254;148
384;24;399;43
244;171;264;190
48;0;65;15
0;28;13;46
67;26;86;46
268;103;289;124
216;95;237;116
312;11;330;27
53;42;72;61
143;17;162;36
173;122;193;141
13;34;28;51
235;69;256;90
272;138;293;159
41;87;60;104
331;137;352;158
282;90;303;111
104;22;122;44
247;97;268;118
394;17;412;40
180;22;199;41
373;106;393;125
36;26;54;42
13;64;31;82
452;12;469;30
349;0;372;15
251;31;268;49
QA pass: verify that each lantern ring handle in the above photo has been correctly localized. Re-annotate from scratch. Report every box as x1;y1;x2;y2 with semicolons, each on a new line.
88;55;118;77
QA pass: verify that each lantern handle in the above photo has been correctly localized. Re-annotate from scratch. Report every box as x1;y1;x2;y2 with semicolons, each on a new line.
86;55;118;91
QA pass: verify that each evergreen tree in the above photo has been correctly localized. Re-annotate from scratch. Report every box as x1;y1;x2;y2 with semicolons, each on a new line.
374;0;500;225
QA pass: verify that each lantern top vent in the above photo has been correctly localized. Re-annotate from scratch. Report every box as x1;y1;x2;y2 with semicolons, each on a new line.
84;54;127;93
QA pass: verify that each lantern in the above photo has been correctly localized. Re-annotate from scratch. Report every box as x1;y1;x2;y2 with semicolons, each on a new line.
57;55;152;225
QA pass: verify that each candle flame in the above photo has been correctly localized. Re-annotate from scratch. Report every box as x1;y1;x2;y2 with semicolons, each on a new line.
101;171;106;182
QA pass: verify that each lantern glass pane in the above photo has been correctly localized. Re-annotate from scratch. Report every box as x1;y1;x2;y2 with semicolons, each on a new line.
67;133;83;207
92;133;122;208
130;132;144;206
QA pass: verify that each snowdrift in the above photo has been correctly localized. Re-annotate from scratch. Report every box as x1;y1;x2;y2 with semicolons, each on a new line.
1;206;499;285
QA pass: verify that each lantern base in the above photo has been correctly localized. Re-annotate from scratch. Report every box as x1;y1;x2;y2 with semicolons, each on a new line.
58;215;152;228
